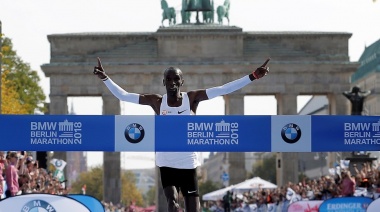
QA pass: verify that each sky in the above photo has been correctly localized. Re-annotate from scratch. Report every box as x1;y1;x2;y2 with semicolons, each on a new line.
1;0;380;169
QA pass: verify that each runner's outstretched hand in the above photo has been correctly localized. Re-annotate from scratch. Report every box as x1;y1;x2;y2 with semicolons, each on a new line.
93;57;108;80
253;58;270;79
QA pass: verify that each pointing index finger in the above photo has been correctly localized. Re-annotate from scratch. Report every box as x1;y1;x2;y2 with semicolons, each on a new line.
97;57;102;67
261;58;271;67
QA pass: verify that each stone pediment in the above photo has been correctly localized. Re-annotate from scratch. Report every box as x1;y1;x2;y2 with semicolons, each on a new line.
42;28;358;99
46;29;353;64
92;39;158;62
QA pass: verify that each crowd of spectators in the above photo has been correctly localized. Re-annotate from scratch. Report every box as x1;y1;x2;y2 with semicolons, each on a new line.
0;151;156;212
3;151;379;212
101;201;156;212
204;161;380;212
0;151;68;199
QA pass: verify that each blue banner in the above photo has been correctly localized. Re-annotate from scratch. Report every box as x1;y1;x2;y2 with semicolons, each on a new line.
155;115;271;152
115;115;155;151
271;115;312;152
312;116;380;152
0;115;115;151
318;197;372;212
1;115;380;152
0;193;91;212
68;194;105;212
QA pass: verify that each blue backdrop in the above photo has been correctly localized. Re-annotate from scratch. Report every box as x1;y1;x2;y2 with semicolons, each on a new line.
1;114;380;152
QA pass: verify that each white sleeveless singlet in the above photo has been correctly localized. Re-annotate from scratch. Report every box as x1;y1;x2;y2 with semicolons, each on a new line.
156;92;201;169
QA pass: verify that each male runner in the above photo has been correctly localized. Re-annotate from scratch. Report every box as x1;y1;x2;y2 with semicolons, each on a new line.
93;57;269;212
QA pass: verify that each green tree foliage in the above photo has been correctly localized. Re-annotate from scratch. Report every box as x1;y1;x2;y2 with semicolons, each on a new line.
250;154;277;184
121;171;144;206
1;36;46;114
70;166;144;206
1;70;28;114
144;186;156;206
71;166;104;200
198;180;221;204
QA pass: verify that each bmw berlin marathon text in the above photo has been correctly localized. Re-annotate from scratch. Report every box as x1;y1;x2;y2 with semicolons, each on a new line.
187;120;239;145
30;119;82;145
344;120;380;145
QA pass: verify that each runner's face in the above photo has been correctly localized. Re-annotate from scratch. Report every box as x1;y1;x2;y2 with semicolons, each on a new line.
164;69;183;96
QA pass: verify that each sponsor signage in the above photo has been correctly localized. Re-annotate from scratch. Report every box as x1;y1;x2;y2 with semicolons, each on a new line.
312;116;380;152
271;115;311;152
1;115;380;152
319;197;372;212
68;194;105;212
114;115;155;151
0;115;115;151
155;115;271;152
0;193;94;212
367;198;380;212
287;200;323;212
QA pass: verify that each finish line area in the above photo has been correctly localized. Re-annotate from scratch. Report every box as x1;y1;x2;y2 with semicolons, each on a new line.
1;114;380;152
2;114;380;212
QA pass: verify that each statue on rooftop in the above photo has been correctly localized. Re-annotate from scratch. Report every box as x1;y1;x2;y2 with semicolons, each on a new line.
181;0;192;24
202;0;214;23
182;0;213;24
217;0;230;25
161;0;176;26
343;86;371;115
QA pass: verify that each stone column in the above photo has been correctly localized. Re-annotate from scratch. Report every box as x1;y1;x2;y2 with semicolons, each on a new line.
155;168;167;212
224;94;247;184
224;94;244;115
49;95;68;170
327;93;350;166
275;93;299;186
275;93;297;115
328;93;349;115
102;95;121;204
49;95;68;115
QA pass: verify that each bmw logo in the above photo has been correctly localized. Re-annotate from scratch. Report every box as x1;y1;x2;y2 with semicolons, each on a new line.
22;199;57;212
55;160;62;167
281;123;301;144
124;123;145;144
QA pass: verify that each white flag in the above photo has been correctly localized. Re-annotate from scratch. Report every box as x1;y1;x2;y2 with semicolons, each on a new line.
286;187;299;203
329;168;336;176
340;160;350;169
50;158;67;171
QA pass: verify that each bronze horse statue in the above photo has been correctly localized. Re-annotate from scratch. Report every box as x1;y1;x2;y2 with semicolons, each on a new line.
202;0;214;23
183;0;213;24
217;0;230;25
181;0;191;24
161;0;176;26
